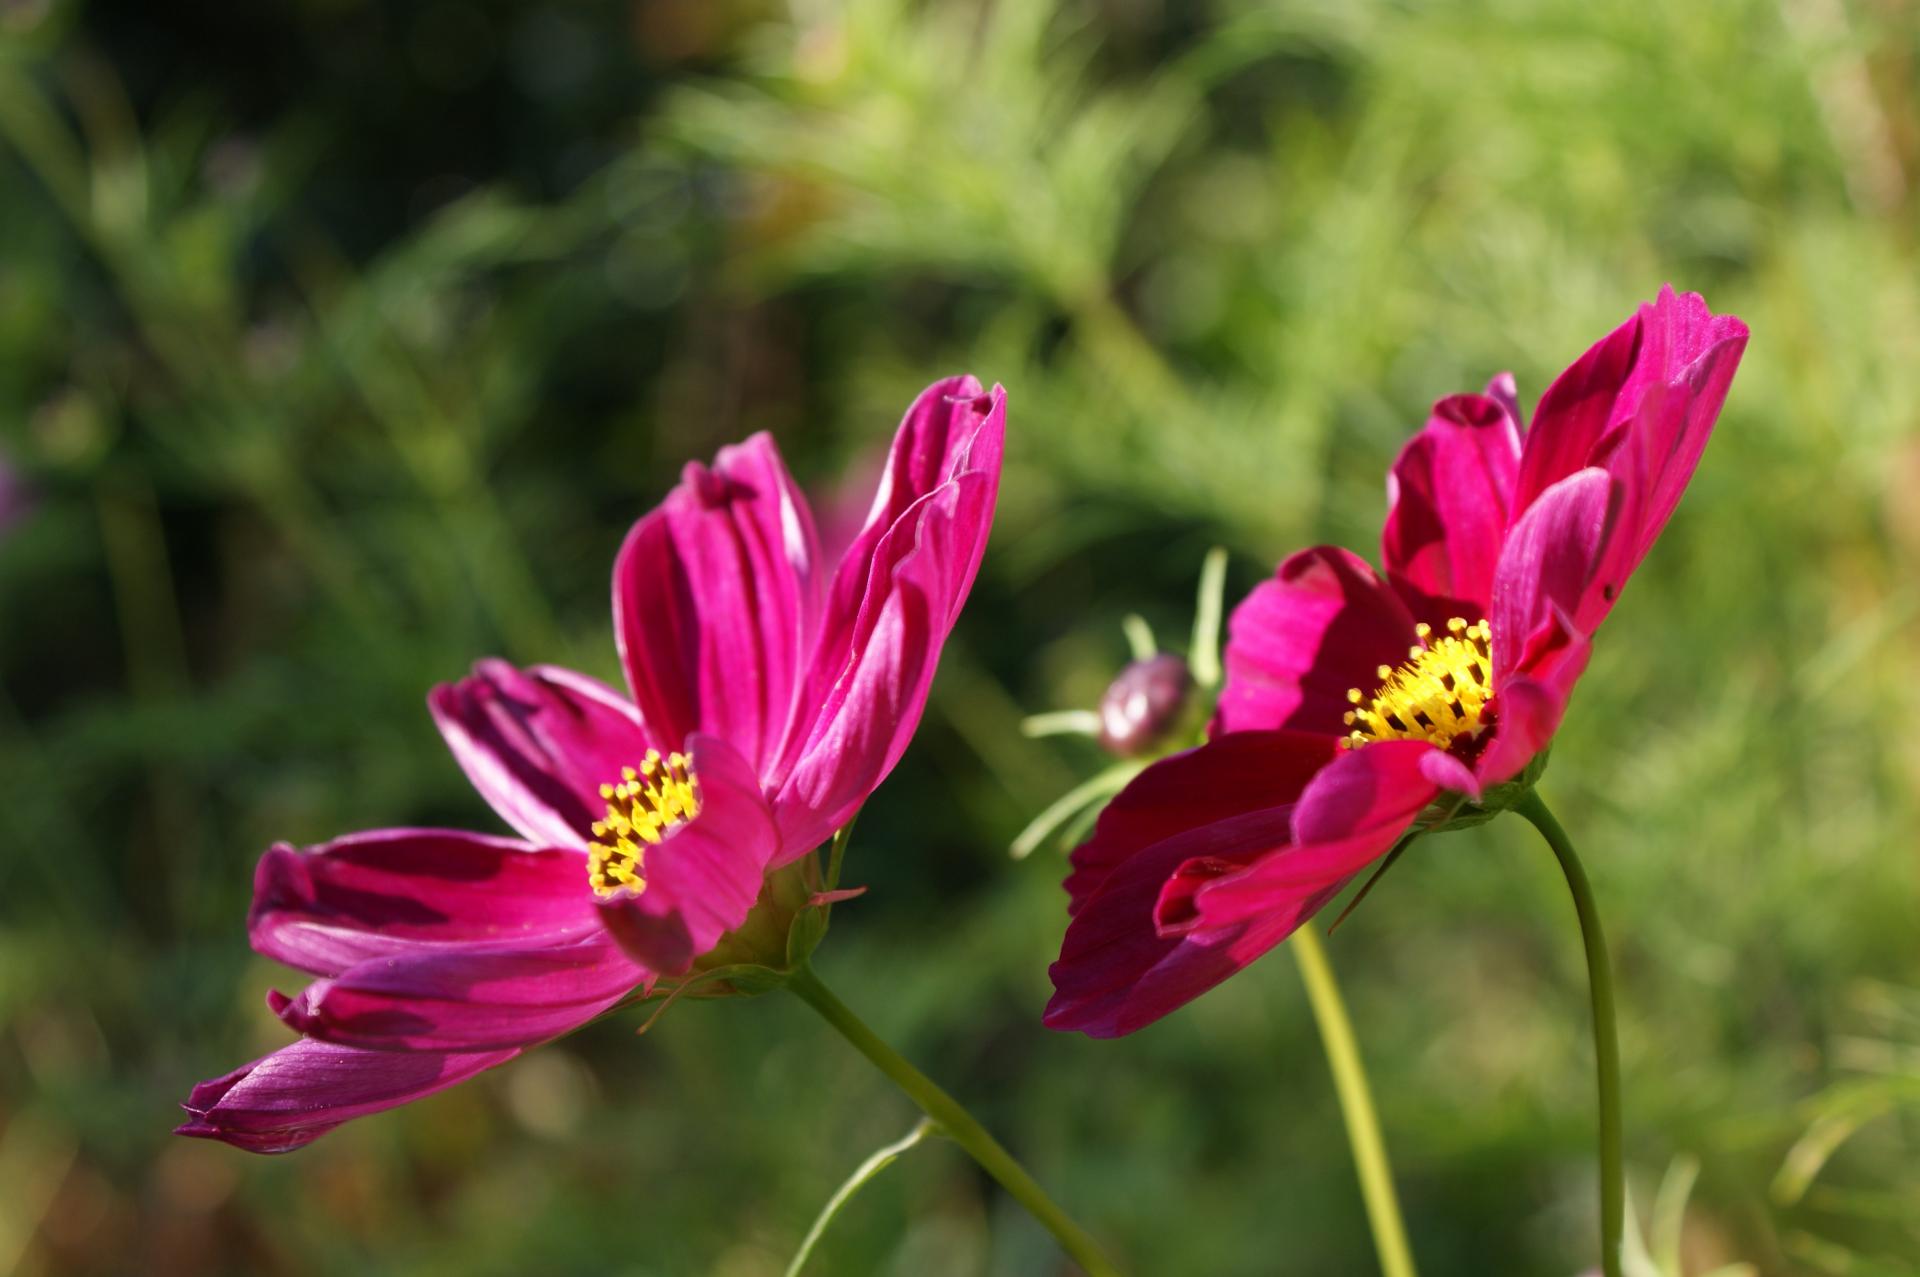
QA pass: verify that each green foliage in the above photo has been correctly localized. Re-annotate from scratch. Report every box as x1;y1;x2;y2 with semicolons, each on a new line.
1;0;1917;1274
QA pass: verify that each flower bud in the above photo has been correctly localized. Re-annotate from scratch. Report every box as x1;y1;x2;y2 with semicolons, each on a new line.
1097;652;1194;756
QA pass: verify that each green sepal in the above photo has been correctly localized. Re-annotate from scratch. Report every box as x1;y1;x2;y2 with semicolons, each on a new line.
700;963;792;997
786;896;829;968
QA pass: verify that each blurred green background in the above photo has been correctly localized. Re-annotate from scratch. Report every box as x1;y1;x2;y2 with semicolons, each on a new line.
1;0;1917;1273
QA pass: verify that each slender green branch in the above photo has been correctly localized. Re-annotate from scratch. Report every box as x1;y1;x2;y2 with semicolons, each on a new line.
1514;790;1624;1277
785;1118;937;1277
1010;760;1146;860
786;964;1122;1277
1021;709;1104;740
1189;546;1230;690
1291;925;1419;1277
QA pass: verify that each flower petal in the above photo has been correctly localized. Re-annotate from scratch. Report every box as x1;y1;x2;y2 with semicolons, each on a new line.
1216;546;1419;737
1489;468;1619;683
613;433;822;776
770;382;1006;854
1483;371;1523;432
430;661;655;847
1046;738;1434;1039
175;1038;518;1154
1064;730;1340;915
250;828;597;977
1181;739;1439;932
1382;392;1522;622
1044;804;1299;1038
270;936;646;1052
1514;287;1747;517
1473;626;1590;789
595;733;783;976
1592;332;1747;602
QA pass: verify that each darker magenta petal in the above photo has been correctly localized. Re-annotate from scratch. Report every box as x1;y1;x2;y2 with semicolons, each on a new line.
1287;738;1438;847
1046;745;1433;1037
1064;730;1340;915
595;733;784;976
1045;805;1298;1038
1382;391;1522;624
1512;306;1645;518
1053;743;1435;1039
249;828;596;977
613;433;823;777
176;1038;518;1154
1489;468;1618;684
430;661;656;847
1475;667;1577;790
1215;546;1419;738
270;935;646;1052
1184;740;1438;933
1589;331;1747;615
1515;286;1747;536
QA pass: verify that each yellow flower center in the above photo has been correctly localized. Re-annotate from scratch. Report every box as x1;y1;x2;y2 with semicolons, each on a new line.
587;750;700;898
1342;617;1494;752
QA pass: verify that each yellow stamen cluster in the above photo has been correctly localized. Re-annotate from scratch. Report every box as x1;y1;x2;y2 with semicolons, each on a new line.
587;750;700;898
1342;617;1493;752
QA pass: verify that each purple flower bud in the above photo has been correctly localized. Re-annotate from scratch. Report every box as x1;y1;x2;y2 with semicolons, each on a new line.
1097;653;1193;756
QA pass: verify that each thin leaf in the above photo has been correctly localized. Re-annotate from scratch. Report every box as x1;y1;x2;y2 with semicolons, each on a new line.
1020;709;1102;739
1011;760;1147;860
1189;546;1229;689
784;1119;939;1277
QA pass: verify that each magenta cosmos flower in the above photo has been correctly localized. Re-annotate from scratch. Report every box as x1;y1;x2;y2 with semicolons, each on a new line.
1047;287;1747;1037
180;376;1006;1151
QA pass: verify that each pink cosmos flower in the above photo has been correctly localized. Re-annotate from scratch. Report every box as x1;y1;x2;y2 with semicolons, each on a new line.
180;376;1006;1151
1046;287;1747;1037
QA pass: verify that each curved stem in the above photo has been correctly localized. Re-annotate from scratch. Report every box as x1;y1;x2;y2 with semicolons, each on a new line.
1291;925;1419;1277
786;964;1123;1277
1514;790;1623;1277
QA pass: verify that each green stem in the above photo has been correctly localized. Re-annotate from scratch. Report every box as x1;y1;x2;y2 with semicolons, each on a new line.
1291;925;1419;1277
1513;790;1624;1277
786;964;1123;1277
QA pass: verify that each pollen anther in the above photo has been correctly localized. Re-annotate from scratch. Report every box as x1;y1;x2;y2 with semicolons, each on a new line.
1341;617;1493;752
587;750;700;897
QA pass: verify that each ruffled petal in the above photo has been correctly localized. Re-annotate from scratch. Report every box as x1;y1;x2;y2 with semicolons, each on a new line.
270;935;646;1052
1382;392;1522;623
1064;730;1340;915
430;661;655;847
770;382;1005;854
1473;626;1590;790
1044;805;1299;1038
613;433;822;776
1489;468;1618;684
1045;738;1436;1038
250;828;597;977
1483;371;1523;433
595;733;784;976
1216;547;1419;737
1179;739;1438;932
1590;330;1747;611
1513;287;1747;519
175;1038;519;1154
